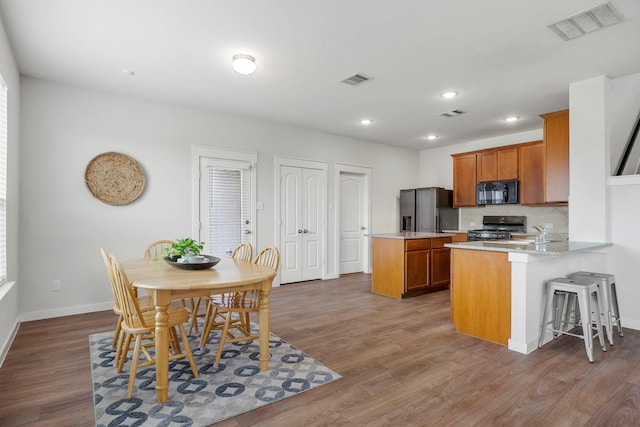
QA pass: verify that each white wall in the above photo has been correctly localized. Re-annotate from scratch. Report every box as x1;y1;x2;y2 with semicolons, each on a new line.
18;77;419;320
0;16;20;365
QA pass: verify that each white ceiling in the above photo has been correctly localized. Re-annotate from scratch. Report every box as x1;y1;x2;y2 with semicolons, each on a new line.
1;0;639;150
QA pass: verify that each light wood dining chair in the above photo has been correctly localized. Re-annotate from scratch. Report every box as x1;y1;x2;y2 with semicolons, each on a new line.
100;248;154;366
199;242;254;348
110;253;199;398
201;246;279;365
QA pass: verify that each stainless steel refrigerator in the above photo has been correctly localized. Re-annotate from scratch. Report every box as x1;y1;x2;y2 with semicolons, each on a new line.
400;187;459;232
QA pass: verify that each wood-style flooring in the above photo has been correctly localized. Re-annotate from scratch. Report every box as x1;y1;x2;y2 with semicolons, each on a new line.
1;273;639;426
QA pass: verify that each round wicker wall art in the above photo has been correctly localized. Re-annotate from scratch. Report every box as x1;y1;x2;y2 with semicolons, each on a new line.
85;152;145;205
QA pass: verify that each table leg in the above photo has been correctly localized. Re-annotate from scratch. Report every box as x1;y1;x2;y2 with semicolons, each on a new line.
258;280;271;371
153;290;171;403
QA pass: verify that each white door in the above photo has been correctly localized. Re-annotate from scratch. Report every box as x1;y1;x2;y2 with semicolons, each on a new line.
280;165;323;284
340;173;365;274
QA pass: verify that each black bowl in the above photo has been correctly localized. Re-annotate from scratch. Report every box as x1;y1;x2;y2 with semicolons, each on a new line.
163;255;221;270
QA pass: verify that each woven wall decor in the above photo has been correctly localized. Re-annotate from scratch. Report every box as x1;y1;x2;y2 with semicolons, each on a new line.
85;152;145;205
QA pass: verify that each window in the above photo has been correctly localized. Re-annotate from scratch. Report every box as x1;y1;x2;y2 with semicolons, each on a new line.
191;146;257;257
0;73;7;286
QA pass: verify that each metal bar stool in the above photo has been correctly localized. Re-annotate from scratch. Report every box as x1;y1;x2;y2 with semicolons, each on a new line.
569;271;623;346
539;277;607;362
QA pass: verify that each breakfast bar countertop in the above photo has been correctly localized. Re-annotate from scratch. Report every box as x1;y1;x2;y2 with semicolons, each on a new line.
366;232;455;240
445;240;612;256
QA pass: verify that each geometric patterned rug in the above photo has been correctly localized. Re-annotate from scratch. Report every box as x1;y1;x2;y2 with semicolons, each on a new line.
89;325;341;426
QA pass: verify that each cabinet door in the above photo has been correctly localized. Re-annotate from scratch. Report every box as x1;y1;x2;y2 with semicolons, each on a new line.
519;142;545;204
452;153;477;207
431;247;451;287
497;148;519;180
477;151;497;182
542;110;569;203
405;250;430;291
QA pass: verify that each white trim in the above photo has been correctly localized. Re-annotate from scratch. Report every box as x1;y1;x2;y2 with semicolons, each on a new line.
607;174;640;186
20;302;114;322
191;145;258;246
334;163;373;275
274;156;328;284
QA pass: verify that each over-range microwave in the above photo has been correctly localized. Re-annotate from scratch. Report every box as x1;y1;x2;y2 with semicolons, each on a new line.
476;180;519;205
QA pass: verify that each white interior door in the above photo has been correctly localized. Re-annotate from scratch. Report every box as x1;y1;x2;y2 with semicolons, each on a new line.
340;173;365;274
280;165;324;284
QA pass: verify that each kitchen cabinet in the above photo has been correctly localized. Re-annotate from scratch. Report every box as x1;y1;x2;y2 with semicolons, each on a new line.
371;234;452;298
477;147;518;182
431;237;451;287
452;153;477;207
542;109;569;203
451;248;511;345
519;141;545;205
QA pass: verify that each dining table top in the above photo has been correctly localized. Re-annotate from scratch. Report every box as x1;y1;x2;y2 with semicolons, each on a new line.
123;256;277;292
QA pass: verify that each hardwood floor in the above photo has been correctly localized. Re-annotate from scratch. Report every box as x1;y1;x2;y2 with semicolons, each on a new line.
1;273;639;426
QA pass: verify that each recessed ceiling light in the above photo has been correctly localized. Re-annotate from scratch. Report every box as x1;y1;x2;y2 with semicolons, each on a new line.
504;116;520;122
122;69;135;76
232;54;257;75
440;91;458;99
426;135;438;140
359;118;373;126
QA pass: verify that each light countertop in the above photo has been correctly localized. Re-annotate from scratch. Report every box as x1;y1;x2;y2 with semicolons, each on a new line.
367;232;455;240
445;240;611;256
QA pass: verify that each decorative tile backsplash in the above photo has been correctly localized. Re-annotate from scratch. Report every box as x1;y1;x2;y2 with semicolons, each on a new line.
459;205;568;236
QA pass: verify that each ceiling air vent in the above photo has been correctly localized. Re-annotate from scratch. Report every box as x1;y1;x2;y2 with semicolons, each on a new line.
341;73;372;86
550;2;623;41
440;109;465;118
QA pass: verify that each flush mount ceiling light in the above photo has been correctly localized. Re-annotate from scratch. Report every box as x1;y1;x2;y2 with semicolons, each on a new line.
425;135;438;140
232;54;257;75
550;2;623;41
440;91;458;99
504;116;520;122
359;118;373;126
121;69;135;76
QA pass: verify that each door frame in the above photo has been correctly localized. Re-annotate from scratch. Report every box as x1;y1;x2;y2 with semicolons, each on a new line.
335;163;372;274
191;145;257;248
274;156;328;282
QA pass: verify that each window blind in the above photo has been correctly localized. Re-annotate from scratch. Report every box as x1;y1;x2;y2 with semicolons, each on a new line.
205;165;251;256
0;74;7;286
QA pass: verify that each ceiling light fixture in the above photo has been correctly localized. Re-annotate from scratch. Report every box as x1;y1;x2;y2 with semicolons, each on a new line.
122;69;135;76
504;116;520;122
359;118;373;126
232;54;257;75
440;91;458;99
426;135;438;140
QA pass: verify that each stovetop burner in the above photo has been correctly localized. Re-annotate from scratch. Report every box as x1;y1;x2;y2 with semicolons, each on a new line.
467;215;526;241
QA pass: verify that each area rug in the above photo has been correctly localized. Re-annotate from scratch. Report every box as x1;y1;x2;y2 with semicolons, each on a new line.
90;325;341;426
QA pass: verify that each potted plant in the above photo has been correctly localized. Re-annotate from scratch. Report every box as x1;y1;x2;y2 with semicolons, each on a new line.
163;238;205;262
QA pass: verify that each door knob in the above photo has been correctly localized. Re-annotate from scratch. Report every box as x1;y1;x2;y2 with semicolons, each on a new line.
361;226;366;230
298;229;303;234
245;230;251;234
303;229;308;233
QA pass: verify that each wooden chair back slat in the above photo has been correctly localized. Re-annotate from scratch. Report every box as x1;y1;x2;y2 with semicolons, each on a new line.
231;242;253;262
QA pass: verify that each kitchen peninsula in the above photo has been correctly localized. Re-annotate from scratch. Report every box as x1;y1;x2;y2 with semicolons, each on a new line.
369;232;454;299
446;239;612;354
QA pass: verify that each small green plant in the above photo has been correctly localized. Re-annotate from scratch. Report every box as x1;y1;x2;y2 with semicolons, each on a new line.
163;238;205;259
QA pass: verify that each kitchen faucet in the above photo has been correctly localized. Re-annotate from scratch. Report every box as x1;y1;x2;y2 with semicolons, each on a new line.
533;225;548;244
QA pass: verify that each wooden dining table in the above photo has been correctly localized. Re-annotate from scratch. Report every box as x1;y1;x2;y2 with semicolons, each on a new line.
122;256;277;403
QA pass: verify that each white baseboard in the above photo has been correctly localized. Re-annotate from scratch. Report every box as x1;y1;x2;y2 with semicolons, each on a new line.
0;318;19;368
20;302;113;322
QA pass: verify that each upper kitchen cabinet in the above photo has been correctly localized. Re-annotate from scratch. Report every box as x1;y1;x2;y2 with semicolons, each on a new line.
452;153;477;207
519;141;545;204
477;147;519;182
541;109;569;203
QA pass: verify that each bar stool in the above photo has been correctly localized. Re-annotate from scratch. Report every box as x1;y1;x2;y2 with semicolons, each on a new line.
539;277;607;362
569;271;623;346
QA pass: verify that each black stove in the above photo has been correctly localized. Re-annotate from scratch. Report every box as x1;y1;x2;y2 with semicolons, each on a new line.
467;215;526;241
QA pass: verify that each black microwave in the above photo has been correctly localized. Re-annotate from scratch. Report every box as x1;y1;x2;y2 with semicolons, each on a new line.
476;180;519;205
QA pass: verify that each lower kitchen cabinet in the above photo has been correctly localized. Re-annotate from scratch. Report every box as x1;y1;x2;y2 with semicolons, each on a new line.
372;235;452;299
